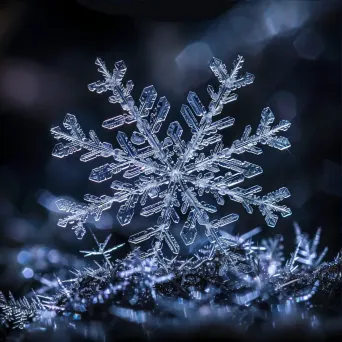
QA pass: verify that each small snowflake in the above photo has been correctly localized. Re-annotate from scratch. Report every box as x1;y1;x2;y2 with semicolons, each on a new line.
51;56;292;254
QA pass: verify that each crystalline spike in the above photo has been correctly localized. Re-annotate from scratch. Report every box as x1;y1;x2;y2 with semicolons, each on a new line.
205;116;235;134
150;96;170;133
210;213;239;229
139;86;157;117
129;226;161;244
187;91;207;117
117;131;137;157
180;210;198;245
230;55;244;80
117;194;139;225
141;201;164;217
209;57;228;83
167;121;186;156
163;230;180;255
218;159;263;178
170;207;180;223
181;104;199;133
102;114;136;130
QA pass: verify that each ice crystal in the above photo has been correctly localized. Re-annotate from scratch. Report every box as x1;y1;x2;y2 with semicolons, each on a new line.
294;222;328;268
0;291;52;330
51;56;292;254
1;224;341;336
79;229;125;264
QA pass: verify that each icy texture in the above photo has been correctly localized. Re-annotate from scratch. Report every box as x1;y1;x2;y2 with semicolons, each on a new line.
294;222;328;268
0;291;52;329
1;223;340;333
51;56;291;253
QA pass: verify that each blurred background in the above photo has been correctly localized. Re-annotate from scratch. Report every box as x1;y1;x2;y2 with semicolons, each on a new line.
0;0;340;309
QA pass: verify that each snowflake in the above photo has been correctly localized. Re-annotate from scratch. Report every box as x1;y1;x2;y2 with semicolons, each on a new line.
51;55;292;254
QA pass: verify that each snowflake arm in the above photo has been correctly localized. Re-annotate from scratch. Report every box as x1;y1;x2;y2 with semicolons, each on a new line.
88;58;172;167
184;107;291;175
51;113;114;161
176;178;239;248
179;56;255;165
54;195;115;239
181;106;291;228
128;180;181;254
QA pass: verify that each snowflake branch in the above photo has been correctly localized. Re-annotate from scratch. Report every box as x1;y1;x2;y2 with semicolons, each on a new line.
219;185;292;227
51;114;168;183
179;56;255;165
129;181;180;254
88;59;172;169
55;175;169;238
184;107;290;175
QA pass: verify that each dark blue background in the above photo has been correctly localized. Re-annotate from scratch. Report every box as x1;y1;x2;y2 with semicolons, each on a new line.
0;0;340;296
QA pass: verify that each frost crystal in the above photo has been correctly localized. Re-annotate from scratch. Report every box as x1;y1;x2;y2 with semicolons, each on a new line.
1;222;341;335
51;56;292;254
0;291;52;329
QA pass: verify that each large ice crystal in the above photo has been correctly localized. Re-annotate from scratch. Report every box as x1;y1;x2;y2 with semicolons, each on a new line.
51;56;292;254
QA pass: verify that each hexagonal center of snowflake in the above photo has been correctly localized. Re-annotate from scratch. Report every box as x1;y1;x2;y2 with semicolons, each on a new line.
169;168;182;181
